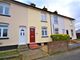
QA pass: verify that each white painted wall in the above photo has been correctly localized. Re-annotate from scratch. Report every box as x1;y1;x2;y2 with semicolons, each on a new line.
51;14;77;39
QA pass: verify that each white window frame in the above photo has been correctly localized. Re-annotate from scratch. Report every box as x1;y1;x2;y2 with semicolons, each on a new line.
0;24;8;38
0;2;10;15
42;27;48;37
41;12;47;21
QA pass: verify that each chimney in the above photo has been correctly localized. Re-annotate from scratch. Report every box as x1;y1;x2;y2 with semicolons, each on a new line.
54;11;58;14
43;6;48;11
30;3;36;7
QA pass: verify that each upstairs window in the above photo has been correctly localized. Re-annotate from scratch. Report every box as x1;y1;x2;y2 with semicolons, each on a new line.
0;23;8;38
0;2;10;15
54;15;58;24
41;12;47;22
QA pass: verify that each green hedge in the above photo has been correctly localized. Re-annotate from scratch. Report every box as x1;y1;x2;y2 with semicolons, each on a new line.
50;34;70;41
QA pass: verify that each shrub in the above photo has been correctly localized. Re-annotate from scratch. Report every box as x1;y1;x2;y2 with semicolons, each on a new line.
50;34;70;41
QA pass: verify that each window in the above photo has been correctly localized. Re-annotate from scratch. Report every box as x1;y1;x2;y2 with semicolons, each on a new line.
0;29;1;37
62;29;65;34
54;28;59;34
71;29;74;36
54;15;58;24
41;12;47;22
0;24;8;38
0;2;10;15
42;27;47;37
3;29;8;37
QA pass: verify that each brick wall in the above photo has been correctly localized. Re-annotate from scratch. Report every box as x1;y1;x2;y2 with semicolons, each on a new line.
48;41;68;54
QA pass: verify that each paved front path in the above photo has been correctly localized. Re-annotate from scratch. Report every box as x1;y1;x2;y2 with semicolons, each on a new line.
37;49;80;60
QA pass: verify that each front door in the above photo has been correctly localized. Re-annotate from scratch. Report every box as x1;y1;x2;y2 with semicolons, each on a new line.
19;27;27;45
30;27;35;43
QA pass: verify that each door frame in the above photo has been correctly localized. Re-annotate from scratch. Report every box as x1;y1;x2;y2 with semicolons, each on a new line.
18;26;27;45
30;27;35;43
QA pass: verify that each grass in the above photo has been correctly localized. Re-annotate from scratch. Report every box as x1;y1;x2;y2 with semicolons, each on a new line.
0;49;19;57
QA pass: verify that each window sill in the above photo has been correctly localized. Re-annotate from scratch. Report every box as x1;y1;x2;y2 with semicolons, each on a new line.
41;21;47;22
0;14;11;17
0;37;9;40
42;36;48;38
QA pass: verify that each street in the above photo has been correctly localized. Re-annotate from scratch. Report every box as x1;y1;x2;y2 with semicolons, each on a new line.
37;48;80;60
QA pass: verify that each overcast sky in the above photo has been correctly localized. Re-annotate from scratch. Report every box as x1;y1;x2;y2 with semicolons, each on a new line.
16;0;80;30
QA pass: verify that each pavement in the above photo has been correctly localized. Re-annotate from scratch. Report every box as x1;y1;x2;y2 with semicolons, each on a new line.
37;48;80;60
69;43;80;48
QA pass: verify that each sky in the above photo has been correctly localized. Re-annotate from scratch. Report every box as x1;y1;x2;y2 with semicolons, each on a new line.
16;0;80;30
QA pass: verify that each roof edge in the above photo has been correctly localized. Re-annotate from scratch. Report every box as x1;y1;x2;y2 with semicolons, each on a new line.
7;0;75;20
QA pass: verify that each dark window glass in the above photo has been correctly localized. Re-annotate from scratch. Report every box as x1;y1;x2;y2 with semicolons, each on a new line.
55;28;59;34
3;29;8;37
0;6;3;14
20;32;22;36
21;29;24;31
42;30;44;35
0;29;1;37
5;7;9;15
71;29;74;36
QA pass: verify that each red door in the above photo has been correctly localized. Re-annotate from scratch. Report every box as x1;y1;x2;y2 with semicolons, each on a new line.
30;27;35;42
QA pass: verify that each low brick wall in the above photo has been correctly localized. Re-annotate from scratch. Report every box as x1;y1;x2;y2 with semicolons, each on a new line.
48;41;68;54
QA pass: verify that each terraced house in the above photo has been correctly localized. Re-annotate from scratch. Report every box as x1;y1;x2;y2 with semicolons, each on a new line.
0;0;76;50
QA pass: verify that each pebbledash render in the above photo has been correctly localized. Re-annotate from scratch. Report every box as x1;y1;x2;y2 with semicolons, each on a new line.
0;0;76;50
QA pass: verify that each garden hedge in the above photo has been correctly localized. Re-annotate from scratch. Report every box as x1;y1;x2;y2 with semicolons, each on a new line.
50;34;70;41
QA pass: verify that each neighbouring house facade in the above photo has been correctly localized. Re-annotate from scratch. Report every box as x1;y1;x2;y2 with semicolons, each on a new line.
0;0;76;50
76;29;80;39
51;12;76;39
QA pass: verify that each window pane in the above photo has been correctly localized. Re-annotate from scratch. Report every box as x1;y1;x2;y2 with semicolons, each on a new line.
55;28;59;34
0;29;1;37
0;6;3;14
41;12;46;21
5;7;9;15
3;29;8;37
71;30;74;36
54;15;58;24
42;28;47;36
42;30;44;35
45;30;47;35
